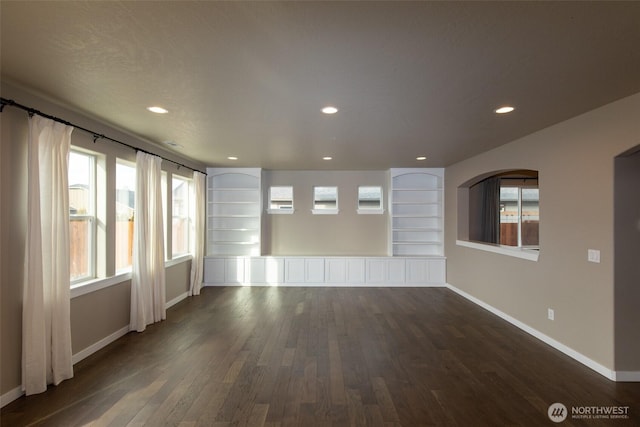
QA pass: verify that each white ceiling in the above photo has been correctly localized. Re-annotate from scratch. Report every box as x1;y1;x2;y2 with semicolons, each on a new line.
2;1;639;170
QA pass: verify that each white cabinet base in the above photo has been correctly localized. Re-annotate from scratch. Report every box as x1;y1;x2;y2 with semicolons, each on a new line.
204;256;446;287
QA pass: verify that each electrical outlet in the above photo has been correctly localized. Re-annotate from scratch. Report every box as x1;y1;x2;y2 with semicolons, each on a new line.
548;308;555;321
588;249;601;263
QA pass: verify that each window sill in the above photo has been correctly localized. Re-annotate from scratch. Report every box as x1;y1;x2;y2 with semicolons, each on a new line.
267;208;295;214
166;254;192;267
357;208;385;215
311;209;339;215
70;255;192;299
71;272;132;299
456;240;539;261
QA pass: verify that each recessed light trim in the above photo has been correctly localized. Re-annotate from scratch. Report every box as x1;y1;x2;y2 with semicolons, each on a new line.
495;106;515;114
227;156;238;160
164;140;182;148
322;106;338;115
147;106;169;114
416;156;427;161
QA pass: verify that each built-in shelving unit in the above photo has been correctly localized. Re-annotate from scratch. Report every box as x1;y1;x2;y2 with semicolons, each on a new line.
389;168;444;256
204;167;446;285
206;168;261;256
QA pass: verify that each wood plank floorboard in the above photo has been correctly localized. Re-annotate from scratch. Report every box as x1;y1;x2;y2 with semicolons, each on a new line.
2;287;640;426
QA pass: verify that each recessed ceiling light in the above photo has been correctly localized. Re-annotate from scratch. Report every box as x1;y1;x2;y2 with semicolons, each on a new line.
495;106;515;114
322;106;338;115
323;156;333;160
416;156;427;161
164;140;182;148
227;156;238;160
147;106;169;114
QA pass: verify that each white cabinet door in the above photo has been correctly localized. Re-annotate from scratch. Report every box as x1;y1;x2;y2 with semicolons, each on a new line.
265;257;285;284
346;258;365;284
245;257;285;284
225;258;244;284
285;258;306;283
305;259;325;283
246;257;267;283
405;258;428;284
285;258;324;283
387;258;406;284
428;259;446;284
325;258;347;283
403;258;446;285
325;258;365;285
366;258;406;284
366;259;390;284
204;257;225;284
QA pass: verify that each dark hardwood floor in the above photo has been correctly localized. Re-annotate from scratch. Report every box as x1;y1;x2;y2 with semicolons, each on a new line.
2;287;639;426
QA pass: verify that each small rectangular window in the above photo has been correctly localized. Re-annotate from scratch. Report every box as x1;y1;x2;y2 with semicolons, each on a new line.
69;150;96;282
312;186;338;214
115;160;135;272
268;186;294;213
357;186;384;214
172;176;191;257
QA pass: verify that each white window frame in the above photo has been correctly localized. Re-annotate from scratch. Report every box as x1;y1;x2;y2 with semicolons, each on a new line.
171;175;192;258
357;185;385;214
69;149;97;284
312;186;339;214
115;159;136;273
267;185;295;214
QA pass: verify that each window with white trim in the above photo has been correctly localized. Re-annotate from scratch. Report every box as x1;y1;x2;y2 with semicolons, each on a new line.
357;186;384;214
312;186;338;214
69;150;96;282
268;186;294;213
172;175;191;257
115;160;135;272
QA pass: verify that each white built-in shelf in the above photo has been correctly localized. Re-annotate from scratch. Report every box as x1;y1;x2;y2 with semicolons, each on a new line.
206;168;261;256
389;168;444;257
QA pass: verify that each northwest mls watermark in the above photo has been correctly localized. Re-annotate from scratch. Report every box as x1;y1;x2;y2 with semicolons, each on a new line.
548;402;631;423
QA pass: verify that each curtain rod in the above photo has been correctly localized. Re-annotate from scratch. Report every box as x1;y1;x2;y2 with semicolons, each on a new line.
0;97;206;175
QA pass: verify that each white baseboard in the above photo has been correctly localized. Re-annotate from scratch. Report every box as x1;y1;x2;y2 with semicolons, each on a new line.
2;324;131;408
2;293;194;408
166;291;189;309
445;283;624;382
1;386;24;409
72;325;130;365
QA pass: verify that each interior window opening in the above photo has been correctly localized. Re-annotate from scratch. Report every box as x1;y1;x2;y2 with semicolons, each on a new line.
465;170;539;250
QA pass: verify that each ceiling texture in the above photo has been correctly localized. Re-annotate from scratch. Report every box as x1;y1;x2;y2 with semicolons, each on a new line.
2;1;640;170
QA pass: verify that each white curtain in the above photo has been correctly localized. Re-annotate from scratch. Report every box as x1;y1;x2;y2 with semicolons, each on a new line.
130;151;166;332
23;116;74;395
189;171;206;296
